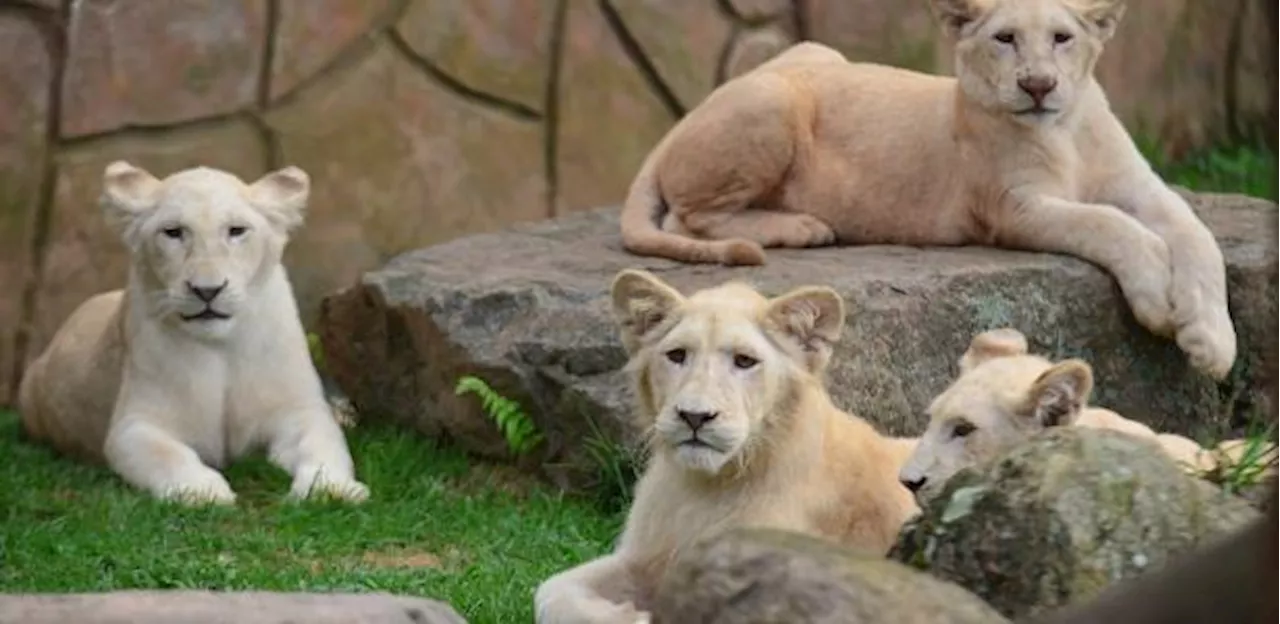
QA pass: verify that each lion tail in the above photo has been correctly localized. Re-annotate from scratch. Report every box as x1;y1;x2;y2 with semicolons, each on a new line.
618;140;765;266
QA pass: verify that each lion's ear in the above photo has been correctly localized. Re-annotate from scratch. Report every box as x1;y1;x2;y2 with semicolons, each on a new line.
1077;0;1125;42
610;269;686;354
246;166;311;233
930;0;986;38
959;328;1028;374
100;161;161;242
764;286;845;371
1023;359;1093;428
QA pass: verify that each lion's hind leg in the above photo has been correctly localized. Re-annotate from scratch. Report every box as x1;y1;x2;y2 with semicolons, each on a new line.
658;75;809;262
682;209;836;249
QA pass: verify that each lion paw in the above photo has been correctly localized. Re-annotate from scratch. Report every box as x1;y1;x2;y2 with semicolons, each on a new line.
616;601;651;624
1121;238;1176;337
289;472;370;503
788;213;836;247
161;473;237;506
1177;314;1237;380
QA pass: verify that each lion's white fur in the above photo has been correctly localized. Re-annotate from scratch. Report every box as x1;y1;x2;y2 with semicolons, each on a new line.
18;162;368;505
898;328;1273;502
618;0;1235;380
534;270;918;623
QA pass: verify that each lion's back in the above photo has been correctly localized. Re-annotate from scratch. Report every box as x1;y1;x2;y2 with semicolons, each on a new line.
18;289;128;462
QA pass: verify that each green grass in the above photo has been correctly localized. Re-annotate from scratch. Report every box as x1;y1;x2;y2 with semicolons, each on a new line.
0;411;619;623
1143;140;1278;201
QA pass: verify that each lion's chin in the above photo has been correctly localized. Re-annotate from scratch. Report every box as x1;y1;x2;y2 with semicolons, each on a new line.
176;313;238;340
671;441;737;475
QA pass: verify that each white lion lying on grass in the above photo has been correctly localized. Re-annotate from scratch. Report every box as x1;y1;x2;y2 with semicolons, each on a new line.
535;270;919;623
18;162;368;506
898;328;1276;502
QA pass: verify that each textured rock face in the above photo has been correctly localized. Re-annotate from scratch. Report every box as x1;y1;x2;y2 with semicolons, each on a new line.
652;528;1009;624
0;591;467;624
263;38;548;325
60;0;267;137
889;428;1261;620
2;0;1275;406
318;192;1277;490
0;14;52;405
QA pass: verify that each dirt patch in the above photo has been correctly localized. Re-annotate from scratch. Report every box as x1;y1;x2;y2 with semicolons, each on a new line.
358;550;443;569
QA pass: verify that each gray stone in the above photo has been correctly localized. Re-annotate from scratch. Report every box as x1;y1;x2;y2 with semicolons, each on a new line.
318;191;1278;491
0;590;467;624
889;427;1261;620
652;527;1009;624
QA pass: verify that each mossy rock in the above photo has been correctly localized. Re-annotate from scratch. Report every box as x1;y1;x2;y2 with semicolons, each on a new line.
890;427;1260;619
652;527;1008;624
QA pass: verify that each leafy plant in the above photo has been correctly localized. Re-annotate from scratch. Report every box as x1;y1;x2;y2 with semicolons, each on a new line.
455;375;544;457
1204;420;1278;496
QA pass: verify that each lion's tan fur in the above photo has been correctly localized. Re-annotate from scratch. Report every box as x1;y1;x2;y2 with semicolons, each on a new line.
898;328;1273;502
534;271;918;623
619;0;1235;380
18;162;367;505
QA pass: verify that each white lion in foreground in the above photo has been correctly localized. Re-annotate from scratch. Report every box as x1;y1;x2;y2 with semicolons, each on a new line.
535;270;919;623
898;328;1275;503
18;162;368;505
619;0;1236;381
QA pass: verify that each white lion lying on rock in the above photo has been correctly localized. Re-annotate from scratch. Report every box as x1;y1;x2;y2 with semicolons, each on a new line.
619;0;1236;381
898;328;1275;503
18;162;369;506
535;270;919;623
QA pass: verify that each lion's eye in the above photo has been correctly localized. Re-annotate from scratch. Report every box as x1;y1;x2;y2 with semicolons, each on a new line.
1053;32;1073;44
993;31;1015;44
228;225;248;238
732;354;759;370
665;348;687;364
161;227;184;240
952;420;977;438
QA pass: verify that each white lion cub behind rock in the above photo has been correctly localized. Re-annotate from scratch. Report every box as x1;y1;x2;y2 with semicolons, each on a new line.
898;328;1274;503
18;162;369;505
535;270;919;623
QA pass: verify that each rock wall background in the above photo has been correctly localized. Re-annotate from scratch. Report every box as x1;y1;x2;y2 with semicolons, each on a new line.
0;0;1275;405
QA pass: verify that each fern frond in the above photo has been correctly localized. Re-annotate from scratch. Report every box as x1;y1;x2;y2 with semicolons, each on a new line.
455;375;544;456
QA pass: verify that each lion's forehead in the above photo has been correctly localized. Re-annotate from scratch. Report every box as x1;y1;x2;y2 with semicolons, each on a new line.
929;357;1052;424
665;309;773;356
155;188;257;227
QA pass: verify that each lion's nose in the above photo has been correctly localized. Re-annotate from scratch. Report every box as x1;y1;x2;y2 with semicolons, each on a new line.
677;409;719;431
187;280;228;303
1017;75;1057;104
900;476;928;493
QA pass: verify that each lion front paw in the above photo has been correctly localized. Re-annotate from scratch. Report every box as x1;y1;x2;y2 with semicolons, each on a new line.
160;472;237;506
1176;314;1237;380
617;601;652;624
1120;237;1176;337
289;470;370;503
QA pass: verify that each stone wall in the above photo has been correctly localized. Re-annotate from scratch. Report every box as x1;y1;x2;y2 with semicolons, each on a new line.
0;0;1274;405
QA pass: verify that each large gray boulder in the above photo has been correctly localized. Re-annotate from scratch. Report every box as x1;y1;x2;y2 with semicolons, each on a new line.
319;192;1277;490
0;591;467;624
889;427;1261;620
651;527;1009;624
